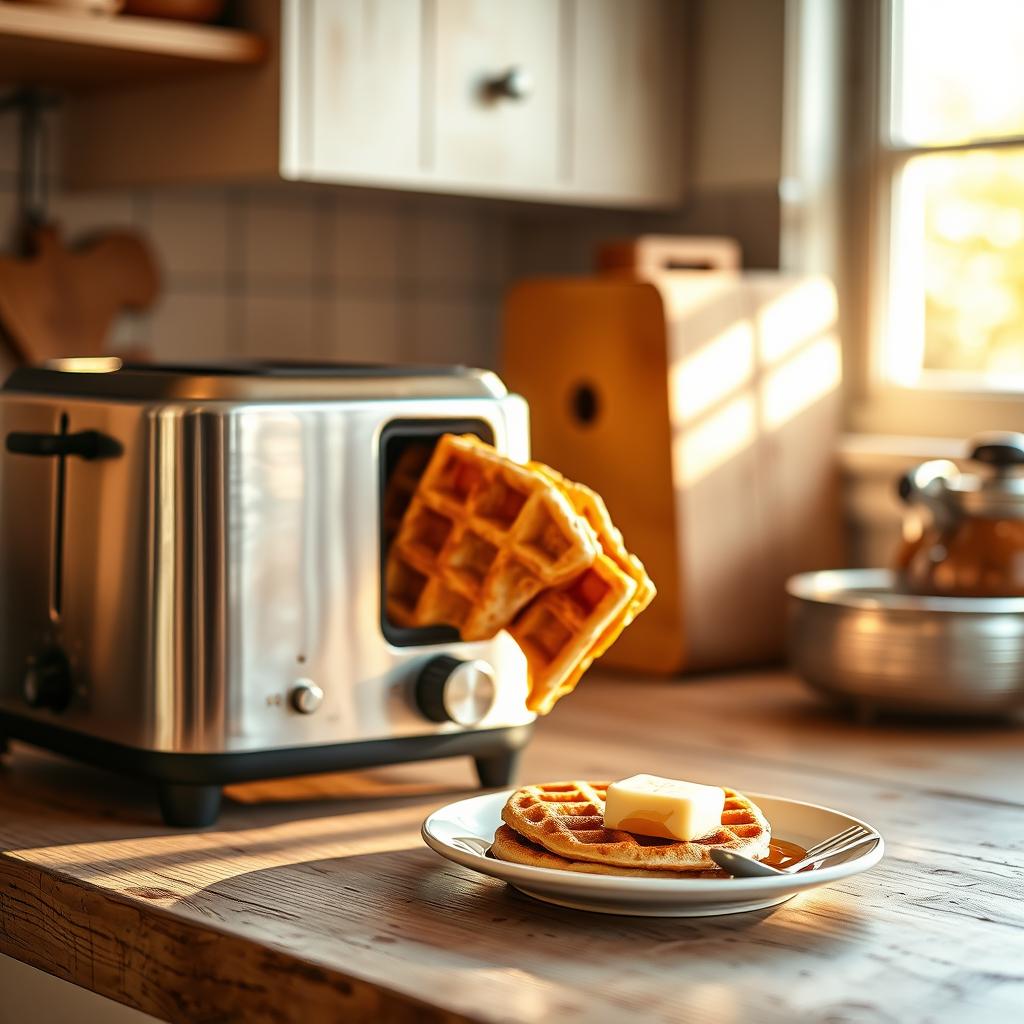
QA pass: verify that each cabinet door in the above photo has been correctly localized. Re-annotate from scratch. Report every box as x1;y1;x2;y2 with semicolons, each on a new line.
293;0;423;182
431;0;562;191
571;0;684;205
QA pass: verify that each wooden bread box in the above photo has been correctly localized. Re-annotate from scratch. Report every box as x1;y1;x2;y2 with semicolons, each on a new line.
502;236;845;674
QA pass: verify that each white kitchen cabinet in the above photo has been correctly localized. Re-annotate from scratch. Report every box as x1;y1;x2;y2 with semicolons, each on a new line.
67;0;684;208
572;0;684;201
431;0;561;190
299;0;423;181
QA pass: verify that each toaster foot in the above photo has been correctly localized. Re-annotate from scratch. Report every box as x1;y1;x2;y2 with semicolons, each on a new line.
474;750;521;789
158;782;222;828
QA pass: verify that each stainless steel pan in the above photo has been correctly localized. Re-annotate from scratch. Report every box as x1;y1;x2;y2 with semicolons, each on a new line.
787;569;1024;718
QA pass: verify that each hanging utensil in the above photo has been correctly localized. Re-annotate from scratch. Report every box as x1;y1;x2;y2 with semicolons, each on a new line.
0;88;159;365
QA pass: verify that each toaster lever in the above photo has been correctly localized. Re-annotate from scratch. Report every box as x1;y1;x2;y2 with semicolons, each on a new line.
6;429;122;460
23;647;72;712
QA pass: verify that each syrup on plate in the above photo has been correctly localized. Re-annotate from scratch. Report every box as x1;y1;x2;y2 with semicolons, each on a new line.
761;837;808;871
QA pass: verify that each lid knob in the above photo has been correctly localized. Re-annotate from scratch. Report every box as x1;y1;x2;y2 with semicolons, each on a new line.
968;432;1024;473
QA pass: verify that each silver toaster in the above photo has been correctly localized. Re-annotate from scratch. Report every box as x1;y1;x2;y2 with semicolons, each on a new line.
0;360;535;825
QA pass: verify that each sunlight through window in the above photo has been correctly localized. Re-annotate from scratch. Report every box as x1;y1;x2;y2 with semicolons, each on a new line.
883;0;1024;391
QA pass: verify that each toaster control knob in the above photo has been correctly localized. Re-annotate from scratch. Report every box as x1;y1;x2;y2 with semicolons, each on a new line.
290;679;324;715
415;656;497;727
23;648;72;712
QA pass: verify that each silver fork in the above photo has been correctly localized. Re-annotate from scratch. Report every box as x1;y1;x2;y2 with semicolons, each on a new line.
710;823;878;878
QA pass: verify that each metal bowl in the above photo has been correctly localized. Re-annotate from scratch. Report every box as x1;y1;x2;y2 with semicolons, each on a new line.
787;569;1024;718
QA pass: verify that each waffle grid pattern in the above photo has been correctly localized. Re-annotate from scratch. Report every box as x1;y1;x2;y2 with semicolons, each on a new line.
511;466;655;711
386;435;599;643
509;553;636;712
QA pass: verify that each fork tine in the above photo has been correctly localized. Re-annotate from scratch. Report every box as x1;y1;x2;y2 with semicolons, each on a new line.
806;823;872;856
816;825;871;851
791;833;878;872
803;825;869;859
802;825;859;856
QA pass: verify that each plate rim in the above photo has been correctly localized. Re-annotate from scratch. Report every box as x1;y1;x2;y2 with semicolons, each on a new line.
421;788;885;895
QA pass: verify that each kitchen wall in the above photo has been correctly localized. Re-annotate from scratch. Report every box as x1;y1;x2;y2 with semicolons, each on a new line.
0;156;778;376
0;108;509;370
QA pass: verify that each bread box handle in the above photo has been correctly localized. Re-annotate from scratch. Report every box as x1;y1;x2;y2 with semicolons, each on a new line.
597;235;742;275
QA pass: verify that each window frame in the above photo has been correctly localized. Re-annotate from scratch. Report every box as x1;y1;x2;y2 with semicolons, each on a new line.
847;0;1024;438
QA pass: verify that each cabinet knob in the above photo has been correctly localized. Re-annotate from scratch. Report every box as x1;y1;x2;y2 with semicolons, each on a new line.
486;67;533;102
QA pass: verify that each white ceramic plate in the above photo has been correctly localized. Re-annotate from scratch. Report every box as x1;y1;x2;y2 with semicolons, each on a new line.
421;790;884;917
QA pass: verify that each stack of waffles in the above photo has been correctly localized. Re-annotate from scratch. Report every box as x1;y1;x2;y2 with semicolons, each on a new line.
385;434;655;714
492;781;771;876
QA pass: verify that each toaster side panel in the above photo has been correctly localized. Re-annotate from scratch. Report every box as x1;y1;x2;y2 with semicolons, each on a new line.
0;398;65;718
0;395;158;744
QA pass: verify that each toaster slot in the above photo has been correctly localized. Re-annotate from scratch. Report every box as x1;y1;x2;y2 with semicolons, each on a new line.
380;419;493;647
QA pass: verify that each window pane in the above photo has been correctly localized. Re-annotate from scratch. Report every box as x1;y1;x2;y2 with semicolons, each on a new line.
888;149;1024;384
893;0;1024;146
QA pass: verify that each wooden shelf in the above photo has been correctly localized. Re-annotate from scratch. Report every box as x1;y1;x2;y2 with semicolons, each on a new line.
0;4;267;85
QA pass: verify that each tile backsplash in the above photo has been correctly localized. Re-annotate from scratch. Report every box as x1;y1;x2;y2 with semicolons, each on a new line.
4;186;509;368
0;109;780;374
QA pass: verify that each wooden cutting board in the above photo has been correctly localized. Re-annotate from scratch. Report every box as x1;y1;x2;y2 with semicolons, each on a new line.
0;222;159;363
503;236;845;674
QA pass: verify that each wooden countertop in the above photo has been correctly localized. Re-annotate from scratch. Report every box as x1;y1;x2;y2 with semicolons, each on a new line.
1;671;1022;1023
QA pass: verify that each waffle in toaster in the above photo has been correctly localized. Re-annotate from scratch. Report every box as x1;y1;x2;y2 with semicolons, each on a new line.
518;465;656;711
386;434;599;642
509;553;637;714
531;464;656;625
381;442;433;543
490;823;726;878
501;781;771;871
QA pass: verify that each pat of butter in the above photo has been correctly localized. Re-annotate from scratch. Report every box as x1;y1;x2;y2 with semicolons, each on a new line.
604;774;725;841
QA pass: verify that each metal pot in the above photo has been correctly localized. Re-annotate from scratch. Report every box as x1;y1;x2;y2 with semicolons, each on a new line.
787;569;1024;719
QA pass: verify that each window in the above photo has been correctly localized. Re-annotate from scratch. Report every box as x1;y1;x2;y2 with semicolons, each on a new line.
861;0;1024;432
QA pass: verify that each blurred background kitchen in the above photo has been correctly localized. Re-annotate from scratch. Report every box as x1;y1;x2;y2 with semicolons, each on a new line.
0;0;1020;662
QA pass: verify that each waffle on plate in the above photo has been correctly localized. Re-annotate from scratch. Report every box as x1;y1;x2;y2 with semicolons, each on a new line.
490;823;727;878
499;781;771;873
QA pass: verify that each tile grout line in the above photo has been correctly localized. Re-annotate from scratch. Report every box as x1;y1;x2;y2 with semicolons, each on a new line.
225;188;247;359
311;191;333;359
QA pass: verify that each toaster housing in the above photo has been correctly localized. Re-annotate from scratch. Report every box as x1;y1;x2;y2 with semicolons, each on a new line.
0;361;534;826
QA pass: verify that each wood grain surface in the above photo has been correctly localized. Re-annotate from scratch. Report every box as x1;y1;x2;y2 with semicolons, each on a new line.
1;671;1022;1023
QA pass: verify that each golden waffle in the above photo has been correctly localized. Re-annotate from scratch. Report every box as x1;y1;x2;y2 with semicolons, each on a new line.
490;824;726;878
509;553;637;714
386;435;599;641
381;442;432;542
521;465;656;710
531;464;656;624
501;781;771;871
